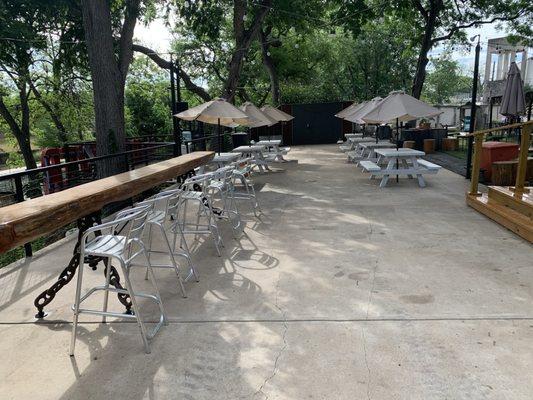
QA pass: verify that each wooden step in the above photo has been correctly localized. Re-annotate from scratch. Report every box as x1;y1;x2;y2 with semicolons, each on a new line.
487;186;533;220
467;193;533;243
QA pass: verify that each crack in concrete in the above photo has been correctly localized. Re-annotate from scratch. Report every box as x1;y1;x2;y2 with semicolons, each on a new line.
253;269;288;400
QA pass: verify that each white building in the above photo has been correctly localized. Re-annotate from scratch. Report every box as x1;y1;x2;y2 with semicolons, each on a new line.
482;37;532;123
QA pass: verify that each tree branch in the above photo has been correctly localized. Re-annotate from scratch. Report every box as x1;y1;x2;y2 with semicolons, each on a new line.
118;0;142;80
432;13;523;44
0;95;23;138
411;0;429;22
132;44;211;101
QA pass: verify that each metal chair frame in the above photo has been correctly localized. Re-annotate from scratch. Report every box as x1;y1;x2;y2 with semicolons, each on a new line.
136;190;198;298
70;205;167;356
179;173;224;256
231;158;261;217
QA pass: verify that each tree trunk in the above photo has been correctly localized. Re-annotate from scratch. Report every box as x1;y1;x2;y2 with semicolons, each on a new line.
0;96;37;170
222;0;272;102
259;28;280;105
411;1;441;99
81;0;130;177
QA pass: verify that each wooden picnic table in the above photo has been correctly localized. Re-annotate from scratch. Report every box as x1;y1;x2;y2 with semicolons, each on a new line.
0;151;214;317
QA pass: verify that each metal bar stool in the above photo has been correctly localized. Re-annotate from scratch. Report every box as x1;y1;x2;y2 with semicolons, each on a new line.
136;190;198;298
231;158;261;216
70;205;167;356
207;166;242;233
178;173;224;256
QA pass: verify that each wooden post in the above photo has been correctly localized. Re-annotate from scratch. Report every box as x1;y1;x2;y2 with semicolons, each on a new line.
514;123;532;193
469;133;484;195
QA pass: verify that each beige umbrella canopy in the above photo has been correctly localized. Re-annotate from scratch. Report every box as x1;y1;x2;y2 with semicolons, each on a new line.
175;97;250;125
240;102;277;128
261;105;294;122
500;62;526;119
345;97;382;124
362;91;441;123
175;98;250;154
335;102;363;119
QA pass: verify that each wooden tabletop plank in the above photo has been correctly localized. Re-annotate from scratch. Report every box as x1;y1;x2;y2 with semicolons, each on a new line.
0;151;214;253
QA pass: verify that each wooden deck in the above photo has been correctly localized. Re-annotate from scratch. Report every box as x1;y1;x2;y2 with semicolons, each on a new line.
466;186;533;243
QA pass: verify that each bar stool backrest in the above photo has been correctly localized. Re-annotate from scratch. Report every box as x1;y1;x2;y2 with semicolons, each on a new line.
115;206;151;245
213;166;234;184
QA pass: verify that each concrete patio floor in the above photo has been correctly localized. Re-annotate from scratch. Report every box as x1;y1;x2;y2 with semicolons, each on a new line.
1;144;532;399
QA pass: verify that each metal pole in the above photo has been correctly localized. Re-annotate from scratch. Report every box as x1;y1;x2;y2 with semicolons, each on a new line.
170;54;180;157
466;37;481;179
488;95;494;128
218;119;221;155
175;58;182;156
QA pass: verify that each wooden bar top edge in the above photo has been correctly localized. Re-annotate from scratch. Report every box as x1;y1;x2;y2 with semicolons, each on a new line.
0;151;214;254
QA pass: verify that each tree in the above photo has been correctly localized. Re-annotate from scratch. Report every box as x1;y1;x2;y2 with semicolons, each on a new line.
336;0;532;99
422;52;471;104
406;0;532;98
0;0;53;169
80;0;143;176
256;0;324;104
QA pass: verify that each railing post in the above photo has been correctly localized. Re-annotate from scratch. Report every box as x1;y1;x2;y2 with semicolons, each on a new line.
14;175;33;257
514;123;531;193
469;133;484;196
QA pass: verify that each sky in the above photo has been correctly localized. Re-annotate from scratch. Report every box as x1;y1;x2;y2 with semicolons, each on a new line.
134;19;511;78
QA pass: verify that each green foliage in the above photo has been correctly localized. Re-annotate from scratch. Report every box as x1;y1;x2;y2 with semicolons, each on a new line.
422;51;472;105
125;57;172;137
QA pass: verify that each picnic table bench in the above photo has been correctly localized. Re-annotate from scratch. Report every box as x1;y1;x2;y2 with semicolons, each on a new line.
360;148;441;188
0;151;214;317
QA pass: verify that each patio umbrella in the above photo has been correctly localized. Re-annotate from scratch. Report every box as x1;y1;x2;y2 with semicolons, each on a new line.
240;102;277;128
362;91;441;124
335;102;362;119
261;105;294;140
335;102;365;140
175;97;250;154
500;62;526;121
344;98;381;124
362;91;442;182
261;105;294;122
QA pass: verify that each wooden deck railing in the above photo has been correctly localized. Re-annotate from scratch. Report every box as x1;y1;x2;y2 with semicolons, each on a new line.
467;120;533;195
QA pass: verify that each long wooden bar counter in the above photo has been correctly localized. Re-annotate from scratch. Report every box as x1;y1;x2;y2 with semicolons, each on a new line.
0;151;214;317
0;151;213;253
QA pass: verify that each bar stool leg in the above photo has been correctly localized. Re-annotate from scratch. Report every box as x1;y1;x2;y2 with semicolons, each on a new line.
172;222;199;282
158;223;187;298
70;249;86;356
120;260;151;354
102;257;112;323
144;224;154;281
140;244;168;328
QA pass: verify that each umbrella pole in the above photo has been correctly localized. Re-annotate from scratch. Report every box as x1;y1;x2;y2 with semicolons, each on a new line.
396;118;399;183
218;118;221;155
